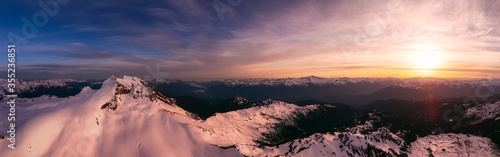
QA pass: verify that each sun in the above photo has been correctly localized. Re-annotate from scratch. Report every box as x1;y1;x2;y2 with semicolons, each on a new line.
412;51;442;70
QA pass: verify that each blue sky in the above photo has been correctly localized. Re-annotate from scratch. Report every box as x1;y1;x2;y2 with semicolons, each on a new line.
2;0;500;80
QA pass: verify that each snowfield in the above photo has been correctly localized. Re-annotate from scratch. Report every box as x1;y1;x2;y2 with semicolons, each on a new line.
465;101;500;125
0;76;499;156
409;134;500;157
0;76;238;157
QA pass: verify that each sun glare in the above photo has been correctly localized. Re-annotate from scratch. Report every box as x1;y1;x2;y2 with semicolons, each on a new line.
412;51;442;70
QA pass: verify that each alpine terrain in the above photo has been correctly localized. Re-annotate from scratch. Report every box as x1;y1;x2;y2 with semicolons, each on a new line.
0;76;499;156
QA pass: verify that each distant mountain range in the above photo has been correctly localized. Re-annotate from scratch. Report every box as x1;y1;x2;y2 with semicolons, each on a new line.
0;76;499;156
3;76;499;104
0;78;102;99
5;76;499;110
148;76;500;106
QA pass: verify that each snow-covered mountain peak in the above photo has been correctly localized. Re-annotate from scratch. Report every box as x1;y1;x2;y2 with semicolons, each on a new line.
230;96;256;106
114;76;150;96
99;75;180;114
0;75;228;156
1;75;499;156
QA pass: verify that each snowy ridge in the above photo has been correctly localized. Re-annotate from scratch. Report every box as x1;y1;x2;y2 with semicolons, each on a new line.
241;119;405;156
0;76;236;156
198;100;320;148
0;76;326;156
0;78;87;93
233;95;252;105
392;77;500;89
141;79;183;84
105;75;187;116
274;128;403;157
465;101;500;125
220;76;395;86
1;76;499;156
409;134;500;156
216;76;500;89
2;77;499;94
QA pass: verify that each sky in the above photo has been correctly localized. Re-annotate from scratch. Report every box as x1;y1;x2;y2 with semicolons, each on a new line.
1;0;500;80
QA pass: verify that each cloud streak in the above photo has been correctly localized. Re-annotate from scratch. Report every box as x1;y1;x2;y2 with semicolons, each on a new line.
3;0;500;80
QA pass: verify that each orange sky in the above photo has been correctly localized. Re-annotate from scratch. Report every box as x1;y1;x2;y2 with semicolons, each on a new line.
8;0;500;80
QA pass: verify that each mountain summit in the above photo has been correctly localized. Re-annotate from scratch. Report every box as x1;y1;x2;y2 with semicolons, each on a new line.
0;76;232;156
0;76;498;156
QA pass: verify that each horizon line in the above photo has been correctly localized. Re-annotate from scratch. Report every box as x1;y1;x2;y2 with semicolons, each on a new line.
9;75;500;82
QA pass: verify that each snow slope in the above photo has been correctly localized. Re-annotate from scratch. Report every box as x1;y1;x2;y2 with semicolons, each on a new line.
1;76;499;156
0;76;239;157
248;128;404;157
198;100;321;154
409;134;500;157
0;76;333;156
465;101;500;125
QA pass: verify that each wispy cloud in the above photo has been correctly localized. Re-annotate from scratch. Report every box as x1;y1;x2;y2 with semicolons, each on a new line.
5;0;500;79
